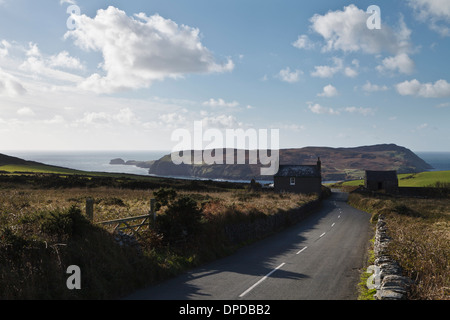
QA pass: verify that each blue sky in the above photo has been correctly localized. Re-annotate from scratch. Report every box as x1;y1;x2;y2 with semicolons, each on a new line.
0;0;449;152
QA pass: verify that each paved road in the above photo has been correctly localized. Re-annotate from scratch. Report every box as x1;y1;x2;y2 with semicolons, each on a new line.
126;191;372;300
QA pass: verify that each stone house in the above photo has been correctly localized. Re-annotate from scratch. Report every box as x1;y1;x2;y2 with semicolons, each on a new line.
274;158;322;194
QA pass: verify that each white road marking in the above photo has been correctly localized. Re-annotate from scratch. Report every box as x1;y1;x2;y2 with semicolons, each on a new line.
239;263;285;298
319;232;326;238
331;223;335;227
296;246;308;255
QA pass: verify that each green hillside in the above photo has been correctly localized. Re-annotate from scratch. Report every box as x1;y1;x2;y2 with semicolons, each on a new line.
0;164;88;175
339;170;450;187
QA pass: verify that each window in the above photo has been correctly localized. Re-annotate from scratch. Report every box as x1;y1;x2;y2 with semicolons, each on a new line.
290;177;295;186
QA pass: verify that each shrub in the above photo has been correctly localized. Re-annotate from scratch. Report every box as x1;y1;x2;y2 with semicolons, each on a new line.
156;196;203;245
39;206;90;242
153;187;177;211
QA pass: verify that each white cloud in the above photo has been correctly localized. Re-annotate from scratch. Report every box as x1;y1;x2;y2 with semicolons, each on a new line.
309;4;412;55
376;53;415;75
417;123;429;130
362;81;389;92
202;98;239;108
158;112;186;128
344;67;358;78
76;108;140;128
65;6;234;93
44;115;65;125
408;0;450;36
0;40;10;58
311;57;358;78
308;103;339;115
48;51;84;70
396;79;450;97
26;42;40;57
60;0;77;5
201;114;242;129
19;43;84;84
274;123;305;132
436;102;450;108
278;67;302;83
17;107;35;117
0;68;26;96
318;84;338;97
292;35;315;50
344;106;375;116
311;57;343;78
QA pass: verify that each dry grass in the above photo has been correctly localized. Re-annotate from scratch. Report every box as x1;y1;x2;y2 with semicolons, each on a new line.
348;192;450;300
0;187;316;226
0;184;318;299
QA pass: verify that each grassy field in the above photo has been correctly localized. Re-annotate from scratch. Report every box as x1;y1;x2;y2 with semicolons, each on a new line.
0;164;89;175
0;162;159;178
331;170;450;187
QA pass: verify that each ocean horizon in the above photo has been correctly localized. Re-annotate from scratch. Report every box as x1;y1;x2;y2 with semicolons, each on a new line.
1;150;450;179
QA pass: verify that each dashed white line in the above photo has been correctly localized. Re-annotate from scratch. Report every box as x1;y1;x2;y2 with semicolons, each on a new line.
331;223;335;227
296;246;308;255
239;263;285;298
319;232;326;238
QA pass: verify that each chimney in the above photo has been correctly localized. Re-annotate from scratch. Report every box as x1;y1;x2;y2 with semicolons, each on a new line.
317;157;321;172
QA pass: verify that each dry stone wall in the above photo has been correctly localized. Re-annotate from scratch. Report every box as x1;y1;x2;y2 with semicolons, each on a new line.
373;215;413;300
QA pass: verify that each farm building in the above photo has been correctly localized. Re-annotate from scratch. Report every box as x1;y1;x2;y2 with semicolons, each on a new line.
274;158;322;194
364;170;398;193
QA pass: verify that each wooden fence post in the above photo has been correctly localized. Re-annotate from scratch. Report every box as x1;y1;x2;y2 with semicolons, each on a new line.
86;198;94;221
150;198;156;223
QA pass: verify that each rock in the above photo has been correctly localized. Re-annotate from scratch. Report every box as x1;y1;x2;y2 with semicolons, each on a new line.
110;158;125;165
381;275;412;293
375;289;406;300
379;261;402;279
374;255;391;265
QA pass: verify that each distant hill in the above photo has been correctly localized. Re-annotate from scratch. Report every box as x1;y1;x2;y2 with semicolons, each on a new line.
143;144;432;181
0;153;32;166
0;153;87;174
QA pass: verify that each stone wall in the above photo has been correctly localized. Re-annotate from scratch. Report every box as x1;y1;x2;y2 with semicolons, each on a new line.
372;215;413;300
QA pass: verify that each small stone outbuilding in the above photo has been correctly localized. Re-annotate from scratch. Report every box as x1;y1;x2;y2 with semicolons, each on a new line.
365;170;398;193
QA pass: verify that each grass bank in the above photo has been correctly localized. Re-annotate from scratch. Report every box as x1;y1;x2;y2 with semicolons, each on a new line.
0;175;321;299
348;191;449;300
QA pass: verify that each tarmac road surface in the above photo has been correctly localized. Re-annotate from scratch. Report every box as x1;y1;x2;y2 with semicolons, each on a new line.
125;191;372;300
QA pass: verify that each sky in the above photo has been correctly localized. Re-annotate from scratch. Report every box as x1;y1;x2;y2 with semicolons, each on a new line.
0;0;449;152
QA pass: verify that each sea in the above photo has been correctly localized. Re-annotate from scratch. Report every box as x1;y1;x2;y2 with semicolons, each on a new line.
416;152;450;171
2;150;169;176
2;150;450;182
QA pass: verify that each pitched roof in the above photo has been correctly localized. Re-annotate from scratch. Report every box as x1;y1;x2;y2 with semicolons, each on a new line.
275;165;321;178
365;170;398;181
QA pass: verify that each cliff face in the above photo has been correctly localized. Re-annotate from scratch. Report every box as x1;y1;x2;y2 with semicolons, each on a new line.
147;144;433;181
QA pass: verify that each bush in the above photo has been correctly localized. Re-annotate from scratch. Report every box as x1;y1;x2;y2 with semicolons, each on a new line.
153;187;177;211
156;196;203;245
39;206;90;242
